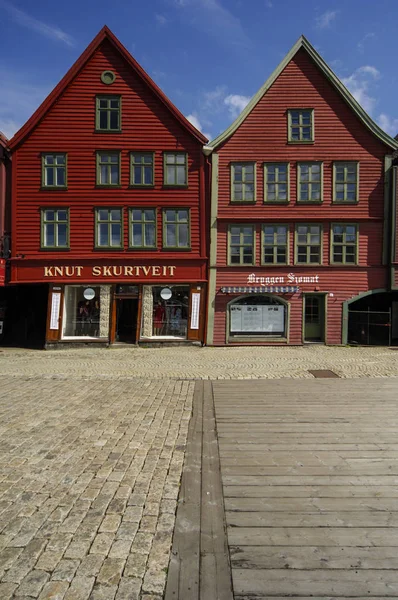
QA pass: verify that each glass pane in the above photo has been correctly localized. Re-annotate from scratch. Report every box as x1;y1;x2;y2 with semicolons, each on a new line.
300;184;309;200
276;248;286;263
347;184;356;200
310;250;320;263
45;155;54;165
134;166;142;184
45;210;55;221
45;167;54;186
110;154;119;164
45;224;54;246
334;234;343;244
110;99;119;109
345;247;356;262
302;127;311;140
110;112;119;130
99;111;107;129
110;209;121;221
165;210;176;222
132;154;142;164
302;113;311;125
56;168;65;186
230;249;240;264
176;165;186;185
300;165;309;177
58;210;67;221
166;154;175;164
335;168;344;182
98;209;109;221
55;155;65;165
111;224;121;246
132;223;142;246
144;155;153;164
243;249;253;264
99;99;108;108
291;127;300;140
58;224;67;246
110;165;119;184
333;250;343;262
98;223;109;245
178;224;188;247
144;166;153;185
176;154;186;164
144;209;155;221
166;224;176;246
132;209;142;221
291;112;299;124
311;164;321;178
267;167;275;182
166;166;175;184
234;165;242;182
100;165;108;184
178;210;188;221
311;184;320;200
145;223;155;246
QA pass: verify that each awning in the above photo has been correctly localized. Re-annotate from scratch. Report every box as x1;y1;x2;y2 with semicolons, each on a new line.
220;286;299;294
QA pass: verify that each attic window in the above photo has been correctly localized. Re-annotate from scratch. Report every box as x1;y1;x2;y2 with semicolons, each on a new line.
101;70;116;85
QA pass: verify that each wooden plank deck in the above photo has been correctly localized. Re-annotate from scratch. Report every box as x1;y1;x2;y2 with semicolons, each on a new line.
213;378;398;599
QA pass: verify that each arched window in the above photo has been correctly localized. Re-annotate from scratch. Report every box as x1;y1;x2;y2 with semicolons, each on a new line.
229;294;287;338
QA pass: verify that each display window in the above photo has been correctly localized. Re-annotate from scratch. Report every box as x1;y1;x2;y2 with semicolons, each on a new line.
62;286;102;338
140;285;189;339
229;294;287;338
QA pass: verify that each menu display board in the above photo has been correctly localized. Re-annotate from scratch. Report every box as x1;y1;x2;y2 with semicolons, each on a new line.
230;305;284;333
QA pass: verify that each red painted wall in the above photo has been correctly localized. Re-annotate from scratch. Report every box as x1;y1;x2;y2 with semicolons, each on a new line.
10;39;207;280
212;48;391;344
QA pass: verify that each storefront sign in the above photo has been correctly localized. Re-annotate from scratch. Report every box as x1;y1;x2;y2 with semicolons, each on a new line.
43;265;177;278
231;305;284;333
50;292;61;330
190;293;200;330
248;272;320;285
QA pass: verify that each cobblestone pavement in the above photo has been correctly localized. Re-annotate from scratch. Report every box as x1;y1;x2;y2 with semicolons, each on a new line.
1;344;398;379
0;376;193;599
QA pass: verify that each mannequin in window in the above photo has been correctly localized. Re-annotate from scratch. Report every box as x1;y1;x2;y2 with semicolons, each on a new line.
153;301;165;335
91;299;100;337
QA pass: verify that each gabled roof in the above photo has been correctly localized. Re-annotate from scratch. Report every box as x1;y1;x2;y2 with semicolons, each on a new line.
204;35;398;153
0;132;8;148
9;26;207;151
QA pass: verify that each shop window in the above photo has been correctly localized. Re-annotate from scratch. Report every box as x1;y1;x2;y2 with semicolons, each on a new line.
141;285;189;338
229;295;287;338
62;286;104;338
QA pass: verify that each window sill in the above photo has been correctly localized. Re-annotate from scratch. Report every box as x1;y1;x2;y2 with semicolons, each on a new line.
332;201;359;205
93;246;124;251
260;263;289;267
227;263;256;267
40;187;68;191
263;201;289;205
294;263;322;266
128;247;158;251
162;185;189;189
95;185;123;189
230;200;257;205
296;201;323;205
94;129;122;134
162;247;192;251
40;247;70;252
330;262;359;267
287;141;314;145
128;185;155;189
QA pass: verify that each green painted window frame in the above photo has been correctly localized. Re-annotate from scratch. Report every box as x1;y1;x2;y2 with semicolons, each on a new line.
95;95;121;132
330;223;358;265
129;208;157;249
163;152;188;187
42;153;67;189
130;152;155;187
228;224;256;266
262;224;289;265
95;207;123;249
333;162;359;203
264;163;289;203
230;162;256;203
96;151;121;187
288;109;314;143
297;162;323;203
295;223;323;265
41;208;69;249
162;208;190;249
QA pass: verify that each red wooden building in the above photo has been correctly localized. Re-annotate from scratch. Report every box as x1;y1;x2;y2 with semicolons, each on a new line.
0;132;10;342
204;36;398;346
8;26;208;347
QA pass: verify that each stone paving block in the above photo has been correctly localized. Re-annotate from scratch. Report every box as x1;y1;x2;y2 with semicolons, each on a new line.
52;559;80;582
115;577;142;600
124;551;148;578
108;539;132;560
76;554;103;578
63;575;95;600
89;533;114;556
90;583;118;599
0;582;18;599
38;580;69;600
15;568;50;597
115;521;138;540
96;557;125;586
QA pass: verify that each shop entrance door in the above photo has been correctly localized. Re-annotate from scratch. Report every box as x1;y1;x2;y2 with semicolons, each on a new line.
116;298;138;343
304;294;325;342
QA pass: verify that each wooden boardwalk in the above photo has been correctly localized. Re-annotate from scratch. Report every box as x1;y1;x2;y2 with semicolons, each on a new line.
167;377;398;599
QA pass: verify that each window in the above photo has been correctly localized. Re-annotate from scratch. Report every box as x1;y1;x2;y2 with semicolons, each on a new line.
333;162;359;203
229;295;287;338
95;208;123;248
262;225;288;265
96;96;121;131
164;153;187;186
264;163;289;203
130;153;154;186
150;286;189;338
298;163;322;202
41;208;69;248
62;286;103;338
331;224;358;264
231;163;255;202
163;209;190;248
229;225;255;265
288;109;314;142
130;209;156;248
295;224;322;264
96;152;120;186
42;154;67;188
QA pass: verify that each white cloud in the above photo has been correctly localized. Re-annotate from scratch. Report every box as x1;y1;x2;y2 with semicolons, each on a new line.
186;112;211;139
1;1;75;46
341;65;380;114
357;32;376;53
377;113;398;137
171;0;251;49
315;10;338;29
0;67;52;139
224;94;250;118
155;13;168;26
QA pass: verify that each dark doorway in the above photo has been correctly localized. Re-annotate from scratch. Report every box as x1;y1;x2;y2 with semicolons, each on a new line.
116;298;138;343
304;294;325;342
1;284;48;348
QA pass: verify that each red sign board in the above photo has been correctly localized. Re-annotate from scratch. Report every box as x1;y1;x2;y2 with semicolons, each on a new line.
0;259;5;286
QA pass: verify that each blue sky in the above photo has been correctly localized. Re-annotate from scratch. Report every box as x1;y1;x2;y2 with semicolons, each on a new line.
0;0;397;142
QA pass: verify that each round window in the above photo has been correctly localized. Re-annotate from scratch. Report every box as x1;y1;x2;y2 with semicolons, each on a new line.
101;70;116;85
